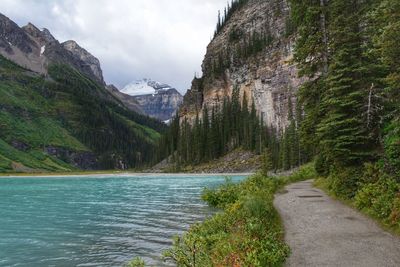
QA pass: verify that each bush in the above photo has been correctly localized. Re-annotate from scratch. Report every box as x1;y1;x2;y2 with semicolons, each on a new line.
389;195;400;227
202;177;239;209
355;176;399;220
281;163;317;184
384;120;400;176
327;166;363;199
315;154;330;177
125;257;145;267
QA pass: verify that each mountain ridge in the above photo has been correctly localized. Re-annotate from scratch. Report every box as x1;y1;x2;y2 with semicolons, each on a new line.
120;78;183;122
0;13;165;172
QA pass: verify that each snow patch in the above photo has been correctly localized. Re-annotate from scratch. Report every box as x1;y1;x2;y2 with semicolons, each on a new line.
40;45;45;55
121;78;173;97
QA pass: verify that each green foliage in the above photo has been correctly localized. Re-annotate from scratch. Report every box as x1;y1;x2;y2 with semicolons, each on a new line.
202;177;239;209
0;55;164;172
164;174;288;266
383;120;400;176
157;87;268;167
290;0;398;172
261;149;273;176
319;162;400;230
164;165;317;266
281;163;318;184
158;86;304;173
355;177;399;220
326;166;364;199
125;257;145;267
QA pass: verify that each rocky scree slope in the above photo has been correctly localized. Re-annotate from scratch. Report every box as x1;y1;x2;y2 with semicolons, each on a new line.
181;0;303;132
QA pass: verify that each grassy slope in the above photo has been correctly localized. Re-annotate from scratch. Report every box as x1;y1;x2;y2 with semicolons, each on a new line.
0;56;163;172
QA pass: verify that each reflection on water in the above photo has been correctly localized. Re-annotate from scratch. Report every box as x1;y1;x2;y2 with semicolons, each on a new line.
0;174;245;266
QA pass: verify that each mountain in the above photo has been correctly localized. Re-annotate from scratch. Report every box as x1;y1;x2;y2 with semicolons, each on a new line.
120;79;183;122
0;13;165;172
180;0;302;132
156;0;303;169
105;84;143;114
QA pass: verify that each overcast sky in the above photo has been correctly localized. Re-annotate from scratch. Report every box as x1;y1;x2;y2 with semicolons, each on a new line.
0;0;228;93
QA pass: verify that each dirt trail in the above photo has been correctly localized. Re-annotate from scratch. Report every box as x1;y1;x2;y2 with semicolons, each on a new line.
274;180;400;267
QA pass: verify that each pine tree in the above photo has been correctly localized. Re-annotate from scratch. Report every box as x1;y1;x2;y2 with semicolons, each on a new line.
261;149;273;177
317;0;372;165
289;0;331;162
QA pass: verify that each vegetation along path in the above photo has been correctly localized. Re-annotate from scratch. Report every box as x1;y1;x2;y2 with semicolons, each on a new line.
274;180;400;267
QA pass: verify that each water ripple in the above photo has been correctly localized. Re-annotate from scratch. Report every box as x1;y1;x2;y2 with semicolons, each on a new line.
0;174;245;266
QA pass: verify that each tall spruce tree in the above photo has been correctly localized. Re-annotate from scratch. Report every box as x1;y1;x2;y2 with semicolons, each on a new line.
289;0;330;161
317;0;372;165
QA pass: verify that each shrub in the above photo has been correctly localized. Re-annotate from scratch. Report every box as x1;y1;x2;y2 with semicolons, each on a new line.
202;177;239;209
355;177;399;220
282;162;317;184
315;154;330;177
327;166;363;199
389;195;400;227
384;120;400;176
125;257;145;267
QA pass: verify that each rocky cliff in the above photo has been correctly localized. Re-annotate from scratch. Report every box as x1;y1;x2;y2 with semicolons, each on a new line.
180;0;304;132
62;40;104;84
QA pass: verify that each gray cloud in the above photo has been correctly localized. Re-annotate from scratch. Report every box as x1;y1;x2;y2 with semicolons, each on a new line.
0;0;227;93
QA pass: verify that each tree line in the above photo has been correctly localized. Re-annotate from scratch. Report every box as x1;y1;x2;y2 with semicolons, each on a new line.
156;86;304;172
289;0;400;177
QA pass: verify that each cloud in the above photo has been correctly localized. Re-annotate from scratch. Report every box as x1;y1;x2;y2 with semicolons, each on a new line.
0;0;227;93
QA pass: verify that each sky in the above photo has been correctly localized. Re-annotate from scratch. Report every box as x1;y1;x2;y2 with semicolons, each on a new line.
0;0;228;93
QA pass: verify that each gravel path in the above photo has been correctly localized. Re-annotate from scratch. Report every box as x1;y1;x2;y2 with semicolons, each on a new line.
274;180;400;267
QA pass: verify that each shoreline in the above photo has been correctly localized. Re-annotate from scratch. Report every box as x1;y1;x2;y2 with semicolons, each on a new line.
0;172;254;178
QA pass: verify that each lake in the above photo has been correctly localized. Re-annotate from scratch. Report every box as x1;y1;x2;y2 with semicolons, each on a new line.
0;174;246;267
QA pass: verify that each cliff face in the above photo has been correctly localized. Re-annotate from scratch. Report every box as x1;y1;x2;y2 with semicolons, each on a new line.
133;88;183;122
181;0;304;132
62;40;104;84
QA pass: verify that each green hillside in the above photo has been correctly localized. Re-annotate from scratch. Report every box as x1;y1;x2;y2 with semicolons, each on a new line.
0;56;165;173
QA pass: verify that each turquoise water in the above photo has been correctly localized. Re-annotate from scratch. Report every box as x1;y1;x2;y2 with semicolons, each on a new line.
0;174;246;267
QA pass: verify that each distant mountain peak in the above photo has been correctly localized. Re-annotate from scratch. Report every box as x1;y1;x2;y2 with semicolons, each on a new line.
22;22;56;46
119;78;183;121
121;78;178;97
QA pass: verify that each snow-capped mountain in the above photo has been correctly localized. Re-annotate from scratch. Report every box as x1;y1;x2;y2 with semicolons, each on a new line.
119;79;183;121
121;78;174;96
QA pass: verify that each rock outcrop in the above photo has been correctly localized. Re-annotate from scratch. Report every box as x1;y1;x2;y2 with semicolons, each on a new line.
44;146;98;170
62;40;104;84
0;14;47;73
180;0;304;132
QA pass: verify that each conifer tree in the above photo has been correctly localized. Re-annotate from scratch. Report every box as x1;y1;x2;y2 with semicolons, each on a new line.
317;0;371;165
